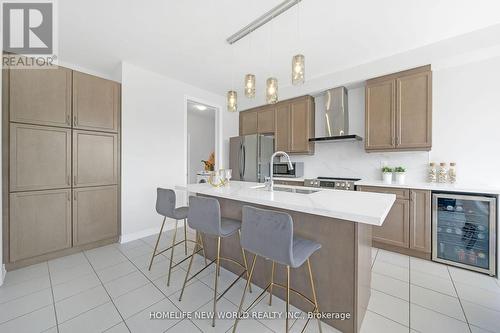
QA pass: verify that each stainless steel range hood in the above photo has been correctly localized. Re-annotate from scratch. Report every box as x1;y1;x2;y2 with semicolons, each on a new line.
309;87;362;142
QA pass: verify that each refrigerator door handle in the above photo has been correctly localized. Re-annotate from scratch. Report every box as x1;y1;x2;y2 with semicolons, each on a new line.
242;145;246;179
239;143;243;179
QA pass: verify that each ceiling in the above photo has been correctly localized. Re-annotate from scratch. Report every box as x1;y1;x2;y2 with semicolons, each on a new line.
59;0;500;95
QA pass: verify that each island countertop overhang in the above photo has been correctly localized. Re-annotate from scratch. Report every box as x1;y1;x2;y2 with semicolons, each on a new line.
186;181;395;226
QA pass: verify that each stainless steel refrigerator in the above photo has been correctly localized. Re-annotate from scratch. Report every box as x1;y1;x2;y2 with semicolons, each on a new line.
229;134;274;182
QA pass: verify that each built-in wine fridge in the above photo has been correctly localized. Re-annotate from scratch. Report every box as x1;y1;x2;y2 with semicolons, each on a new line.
432;193;496;276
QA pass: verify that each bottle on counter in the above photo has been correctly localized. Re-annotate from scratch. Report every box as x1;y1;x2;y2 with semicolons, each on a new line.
428;162;437;183
438;162;448;183
448;162;457;183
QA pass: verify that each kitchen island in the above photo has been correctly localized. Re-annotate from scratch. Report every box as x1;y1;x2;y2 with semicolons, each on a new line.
186;181;395;333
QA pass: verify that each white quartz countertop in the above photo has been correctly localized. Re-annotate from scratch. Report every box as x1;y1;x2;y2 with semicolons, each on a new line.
355;180;500;195
186;181;396;226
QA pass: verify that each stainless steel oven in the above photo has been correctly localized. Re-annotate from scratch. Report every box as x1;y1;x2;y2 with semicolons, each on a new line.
432;192;497;275
272;162;304;178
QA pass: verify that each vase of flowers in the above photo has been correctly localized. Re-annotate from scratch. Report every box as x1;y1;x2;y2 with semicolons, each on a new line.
201;152;215;171
382;166;393;184
394;166;407;184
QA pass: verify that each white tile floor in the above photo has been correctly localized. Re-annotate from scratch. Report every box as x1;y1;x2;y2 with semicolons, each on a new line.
1;227;499;333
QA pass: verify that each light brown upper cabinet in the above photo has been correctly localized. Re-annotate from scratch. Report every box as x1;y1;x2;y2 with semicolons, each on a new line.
275;103;291;151
274;96;315;154
365;65;432;152
10;123;71;192
73;72;120;133
239;95;315;154
73;185;118;246
239;110;258;135
289;97;315;154
10;189;72;262
9;67;72;128
409;190;431;253
257;106;275;133
73;130;118;187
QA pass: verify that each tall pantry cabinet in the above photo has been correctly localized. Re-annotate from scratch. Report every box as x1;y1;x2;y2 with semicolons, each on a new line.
4;67;120;268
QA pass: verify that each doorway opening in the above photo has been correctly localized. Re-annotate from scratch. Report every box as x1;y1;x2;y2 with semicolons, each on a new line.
186;100;217;184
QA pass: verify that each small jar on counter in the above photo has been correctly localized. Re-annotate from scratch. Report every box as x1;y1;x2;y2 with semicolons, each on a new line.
438;163;448;183
428;162;437;183
448;162;457;183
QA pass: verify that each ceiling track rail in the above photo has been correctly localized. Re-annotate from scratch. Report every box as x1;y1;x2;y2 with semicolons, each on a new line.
226;0;302;45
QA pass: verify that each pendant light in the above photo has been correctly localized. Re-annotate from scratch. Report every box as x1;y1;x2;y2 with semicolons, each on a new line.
227;90;237;112
292;54;305;85
292;1;305;85
266;77;278;104
244;74;256;98
227;46;238;112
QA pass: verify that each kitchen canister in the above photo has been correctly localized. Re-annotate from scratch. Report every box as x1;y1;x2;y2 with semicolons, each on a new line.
438;163;448;183
428;162;437;183
448;162;457;183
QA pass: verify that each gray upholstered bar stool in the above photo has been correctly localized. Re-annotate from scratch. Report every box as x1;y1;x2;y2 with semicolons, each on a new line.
148;188;207;286
233;205;323;333
179;196;252;327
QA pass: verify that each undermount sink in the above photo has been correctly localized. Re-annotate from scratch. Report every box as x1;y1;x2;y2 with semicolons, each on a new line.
251;185;319;194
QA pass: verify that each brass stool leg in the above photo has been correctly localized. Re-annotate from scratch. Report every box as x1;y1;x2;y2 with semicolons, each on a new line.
148;216;166;271
238;230;252;293
286;265;290;333
183;219;188;255
178;237;198;301
166;219;179;286
307;259;323;333
199;233;208;265
269;261;275;305
212;236;221;327
232;255;257;333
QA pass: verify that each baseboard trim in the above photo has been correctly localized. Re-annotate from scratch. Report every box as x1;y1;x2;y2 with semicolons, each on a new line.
0;264;6;286
120;223;177;244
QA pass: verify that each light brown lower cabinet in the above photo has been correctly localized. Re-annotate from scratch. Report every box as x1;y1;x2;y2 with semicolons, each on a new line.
358;186;431;257
373;198;409;248
409;189;432;253
9;189;72;262
73;186;118;246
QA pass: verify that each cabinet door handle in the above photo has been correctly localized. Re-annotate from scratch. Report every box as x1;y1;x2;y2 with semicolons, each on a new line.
391;137;395;146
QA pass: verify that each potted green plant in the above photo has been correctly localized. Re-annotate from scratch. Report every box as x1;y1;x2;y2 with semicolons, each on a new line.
382;166;393;184
394;166;407;184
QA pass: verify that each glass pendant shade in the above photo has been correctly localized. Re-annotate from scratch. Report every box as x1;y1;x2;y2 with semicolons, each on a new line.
266;77;278;104
244;74;256;98
227;90;237;112
292;54;305;85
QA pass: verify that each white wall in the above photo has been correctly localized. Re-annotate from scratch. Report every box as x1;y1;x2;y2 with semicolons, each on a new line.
431;57;500;188
120;62;238;242
187;107;215;183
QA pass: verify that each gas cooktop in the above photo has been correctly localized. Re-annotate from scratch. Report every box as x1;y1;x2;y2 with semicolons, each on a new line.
304;177;361;191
